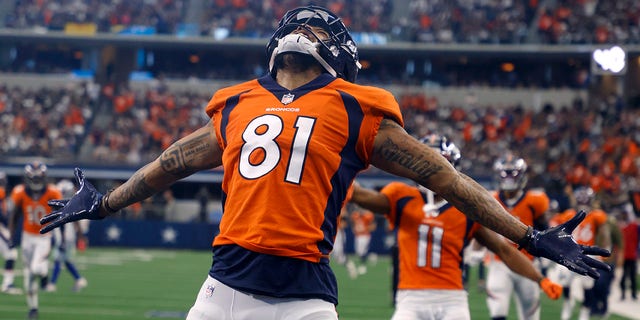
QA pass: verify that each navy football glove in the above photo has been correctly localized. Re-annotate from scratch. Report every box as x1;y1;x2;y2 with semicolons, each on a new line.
40;168;105;234
519;210;610;279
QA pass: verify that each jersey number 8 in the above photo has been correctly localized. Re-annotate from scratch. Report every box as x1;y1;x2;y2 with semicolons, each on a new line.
240;114;316;184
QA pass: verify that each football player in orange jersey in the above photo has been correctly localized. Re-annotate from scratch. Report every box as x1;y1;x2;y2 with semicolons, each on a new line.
8;161;62;320
485;153;551;320
349;135;562;320
0;171;22;295
39;5;610;320
551;186;611;320
349;205;377;275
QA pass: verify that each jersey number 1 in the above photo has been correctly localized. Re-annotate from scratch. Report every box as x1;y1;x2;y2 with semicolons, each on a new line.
417;224;444;268
239;114;316;184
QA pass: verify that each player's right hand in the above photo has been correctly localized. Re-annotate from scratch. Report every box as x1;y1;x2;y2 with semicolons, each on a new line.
539;277;562;300
522;210;610;279
39;168;105;234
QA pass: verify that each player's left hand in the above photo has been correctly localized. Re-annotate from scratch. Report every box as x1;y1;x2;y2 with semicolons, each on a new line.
39;168;105;234
521;210;610;279
539;277;562;300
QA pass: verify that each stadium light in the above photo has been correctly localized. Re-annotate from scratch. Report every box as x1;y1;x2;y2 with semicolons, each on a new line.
591;45;627;75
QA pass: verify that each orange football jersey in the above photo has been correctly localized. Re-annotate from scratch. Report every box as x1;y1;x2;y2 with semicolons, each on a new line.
0;186;7;224
493;189;549;260
0;186;6;213
206;74;403;263
560;208;607;247
350;209;375;236
11;184;62;235
381;182;481;290
549;210;574;228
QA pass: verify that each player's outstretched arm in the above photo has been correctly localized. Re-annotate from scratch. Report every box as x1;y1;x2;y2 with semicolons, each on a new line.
350;182;391;215
40;121;222;234
474;226;562;299
370;119;528;242
369;119;610;278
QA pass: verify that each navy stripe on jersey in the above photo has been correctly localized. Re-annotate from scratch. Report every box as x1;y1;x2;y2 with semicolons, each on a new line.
318;90;366;261
498;190;526;207
210;244;338;305
258;74;335;104
219;91;249;145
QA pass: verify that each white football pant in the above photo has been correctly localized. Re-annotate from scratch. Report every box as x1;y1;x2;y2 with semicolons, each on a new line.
392;289;470;320
486;260;541;320
187;275;338;320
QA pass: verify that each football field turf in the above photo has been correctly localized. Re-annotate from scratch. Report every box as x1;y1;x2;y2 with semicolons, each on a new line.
0;248;634;320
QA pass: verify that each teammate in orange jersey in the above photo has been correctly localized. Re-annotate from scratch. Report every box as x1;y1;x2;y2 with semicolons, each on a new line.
349;205;377;275
485;153;551;320
8;161;62;320
349;135;562;320
551;186;611;320
39;5;609;320
0;171;22;295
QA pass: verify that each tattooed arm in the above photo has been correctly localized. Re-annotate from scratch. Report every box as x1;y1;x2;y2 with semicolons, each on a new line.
100;121;222;217
369;118;528;243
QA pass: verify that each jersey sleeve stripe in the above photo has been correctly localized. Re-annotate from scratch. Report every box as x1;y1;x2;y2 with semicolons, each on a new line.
318;90;367;259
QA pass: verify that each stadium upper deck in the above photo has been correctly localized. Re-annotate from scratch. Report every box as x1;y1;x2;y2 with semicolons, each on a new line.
2;0;638;44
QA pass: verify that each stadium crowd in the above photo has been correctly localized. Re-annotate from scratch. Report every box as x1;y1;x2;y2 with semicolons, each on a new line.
0;3;638;319
1;79;639;217
85;83;209;165
0;83;97;160
3;0;640;44
3;0;185;34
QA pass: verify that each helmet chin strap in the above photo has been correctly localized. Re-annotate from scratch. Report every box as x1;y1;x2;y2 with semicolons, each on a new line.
418;185;446;217
269;34;337;78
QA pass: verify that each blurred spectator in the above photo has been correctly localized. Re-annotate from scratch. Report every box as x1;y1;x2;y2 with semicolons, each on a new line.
162;189;177;219
0;83;96;160
195;186;210;223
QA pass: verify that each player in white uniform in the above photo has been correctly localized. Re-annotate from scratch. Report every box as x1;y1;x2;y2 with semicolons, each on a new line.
9;162;62;319
0;171;23;294
46;179;88;292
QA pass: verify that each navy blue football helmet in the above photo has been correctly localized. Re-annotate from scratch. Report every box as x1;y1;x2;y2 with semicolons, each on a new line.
24;160;47;192
419;134;461;167
266;5;361;82
494;153;528;192
573;186;595;208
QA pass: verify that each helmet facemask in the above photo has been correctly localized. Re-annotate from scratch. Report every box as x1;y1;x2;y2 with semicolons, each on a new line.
494;155;528;192
267;5;361;82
